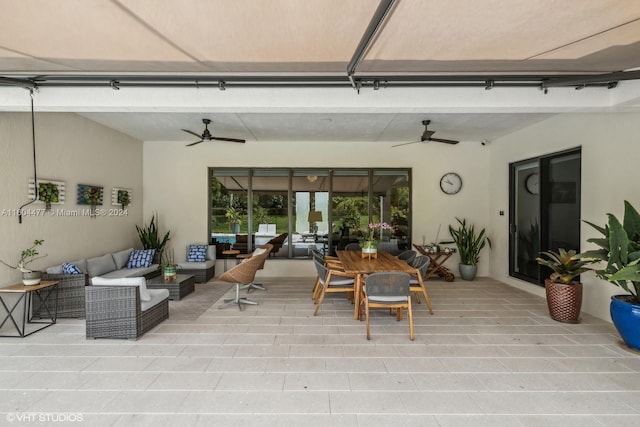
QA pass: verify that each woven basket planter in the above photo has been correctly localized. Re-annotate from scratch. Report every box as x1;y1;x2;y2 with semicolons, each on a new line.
545;279;583;323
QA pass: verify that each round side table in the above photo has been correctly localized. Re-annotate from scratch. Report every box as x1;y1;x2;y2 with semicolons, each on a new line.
221;249;240;272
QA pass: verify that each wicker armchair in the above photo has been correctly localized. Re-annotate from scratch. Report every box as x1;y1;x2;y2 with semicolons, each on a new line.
85;278;169;340
38;272;90;318
218;245;272;310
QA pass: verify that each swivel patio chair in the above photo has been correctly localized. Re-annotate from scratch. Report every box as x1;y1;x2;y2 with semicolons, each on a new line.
361;272;414;341
218;245;271;310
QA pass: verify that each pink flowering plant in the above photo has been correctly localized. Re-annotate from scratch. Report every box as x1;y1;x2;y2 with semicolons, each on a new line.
360;222;392;247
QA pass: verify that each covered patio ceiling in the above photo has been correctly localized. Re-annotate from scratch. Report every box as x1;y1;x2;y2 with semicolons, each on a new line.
1;0;639;89
1;0;639;144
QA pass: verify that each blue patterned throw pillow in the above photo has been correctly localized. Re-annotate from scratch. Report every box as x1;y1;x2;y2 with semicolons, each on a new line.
62;262;82;274
187;245;208;262
126;249;156;268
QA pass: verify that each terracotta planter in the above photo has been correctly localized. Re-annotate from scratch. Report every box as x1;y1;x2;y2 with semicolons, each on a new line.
545;279;582;323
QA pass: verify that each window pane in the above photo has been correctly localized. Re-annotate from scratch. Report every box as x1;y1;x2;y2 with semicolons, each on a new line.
292;170;329;258
373;170;410;251
332;170;369;253
252;169;289;258
211;169;249;255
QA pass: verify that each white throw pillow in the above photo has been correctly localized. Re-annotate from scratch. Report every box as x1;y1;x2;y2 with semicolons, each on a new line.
91;276;151;302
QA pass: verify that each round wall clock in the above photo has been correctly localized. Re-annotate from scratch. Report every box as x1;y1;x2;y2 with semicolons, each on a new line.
525;173;539;195
440;172;462;195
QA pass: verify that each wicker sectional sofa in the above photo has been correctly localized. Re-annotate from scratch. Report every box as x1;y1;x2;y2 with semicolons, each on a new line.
41;248;160;318
85;277;169;340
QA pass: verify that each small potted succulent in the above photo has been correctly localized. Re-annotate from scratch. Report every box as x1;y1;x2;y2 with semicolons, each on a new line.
536;248;594;323
0;239;47;285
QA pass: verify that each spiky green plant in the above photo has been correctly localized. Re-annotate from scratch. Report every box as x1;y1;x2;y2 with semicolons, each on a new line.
446;218;492;265
536;248;594;284
136;214;170;262
579;200;640;303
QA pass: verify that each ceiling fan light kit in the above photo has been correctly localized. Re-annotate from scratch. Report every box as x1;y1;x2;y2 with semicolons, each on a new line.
182;118;246;147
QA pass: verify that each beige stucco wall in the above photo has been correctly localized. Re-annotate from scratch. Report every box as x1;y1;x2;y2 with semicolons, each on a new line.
0;113;143;286
143;138;491;277
489;112;640;321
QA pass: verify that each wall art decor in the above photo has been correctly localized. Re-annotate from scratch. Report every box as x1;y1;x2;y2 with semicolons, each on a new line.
77;184;103;206
28;178;66;211
112;187;132;208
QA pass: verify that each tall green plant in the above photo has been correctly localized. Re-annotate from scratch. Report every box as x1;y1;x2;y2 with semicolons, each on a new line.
580;200;640;303
446;218;492;265
136;214;170;261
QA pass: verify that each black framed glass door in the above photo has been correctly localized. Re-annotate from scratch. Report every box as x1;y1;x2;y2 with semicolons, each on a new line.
509;148;581;285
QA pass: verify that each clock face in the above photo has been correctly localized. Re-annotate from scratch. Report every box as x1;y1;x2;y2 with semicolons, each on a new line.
440;172;462;195
525;173;539;195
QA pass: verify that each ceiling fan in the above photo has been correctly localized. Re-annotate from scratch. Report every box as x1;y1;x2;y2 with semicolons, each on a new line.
182;118;246;146
393;120;459;147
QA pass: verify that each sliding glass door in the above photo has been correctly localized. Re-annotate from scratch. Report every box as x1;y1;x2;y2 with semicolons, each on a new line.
509;148;581;285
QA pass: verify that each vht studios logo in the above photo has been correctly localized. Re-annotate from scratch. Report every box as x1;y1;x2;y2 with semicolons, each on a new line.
5;412;84;423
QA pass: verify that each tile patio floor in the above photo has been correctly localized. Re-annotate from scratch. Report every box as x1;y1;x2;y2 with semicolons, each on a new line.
1;276;640;426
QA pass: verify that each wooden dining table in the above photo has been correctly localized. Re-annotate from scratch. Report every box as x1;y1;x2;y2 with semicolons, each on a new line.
336;250;421;319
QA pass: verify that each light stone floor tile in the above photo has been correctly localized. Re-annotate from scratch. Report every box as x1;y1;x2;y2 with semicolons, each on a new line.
435;414;525;426
215;372;286;391
147;372;221;390
283;373;350;391
1;276;639;424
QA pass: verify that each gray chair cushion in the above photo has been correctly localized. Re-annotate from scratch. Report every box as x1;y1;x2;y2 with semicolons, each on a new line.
86;254;117;277
141;289;170;311
112;248;134;270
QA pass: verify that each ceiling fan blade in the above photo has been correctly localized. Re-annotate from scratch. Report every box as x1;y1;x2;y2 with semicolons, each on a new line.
212;136;246;143
429;137;459;145
186;140;203;147
422;130;435;140
392;140;421;147
182;129;202;138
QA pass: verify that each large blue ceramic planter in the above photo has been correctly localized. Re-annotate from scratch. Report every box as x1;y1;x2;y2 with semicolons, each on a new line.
610;295;640;351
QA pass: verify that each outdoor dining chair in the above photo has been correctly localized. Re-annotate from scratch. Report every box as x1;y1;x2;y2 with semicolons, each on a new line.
313;259;355;315
361;272;414;341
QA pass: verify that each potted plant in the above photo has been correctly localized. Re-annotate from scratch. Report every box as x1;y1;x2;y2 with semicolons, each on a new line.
161;247;177;281
536;249;594;323
0;239;47;285
225;206;242;234
445;217;492;280
136;214;171;265
580;200;640;350
359;222;392;255
117;189;131;209
38;182;59;211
